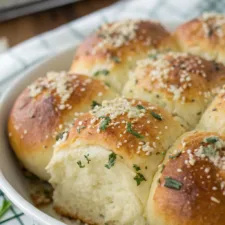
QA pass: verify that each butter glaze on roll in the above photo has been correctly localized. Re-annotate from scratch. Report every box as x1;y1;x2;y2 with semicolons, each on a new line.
175;13;225;64
70;20;178;92
148;131;225;225
47;97;185;225
8;72;117;180
123;52;225;129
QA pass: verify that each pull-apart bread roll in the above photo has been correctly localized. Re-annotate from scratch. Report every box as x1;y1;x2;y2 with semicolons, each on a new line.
47;97;185;225
175;13;225;63
148;131;225;225
8;72;117;180
70;20;178;92
197;86;225;135
123;52;225;129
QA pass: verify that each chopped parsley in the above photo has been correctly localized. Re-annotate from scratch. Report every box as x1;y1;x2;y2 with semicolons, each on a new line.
151;111;162;121
104;82;111;87
205;136;219;144
77;126;86;134
133;164;141;171
202;145;217;157
105;153;117;169
94;69;109;76
169;151;181;159
84;154;91;164
91;100;101;109
55;131;67;141
0;200;11;219
149;53;158;60
111;56;121;63
164;177;182;190
99;116;111;131
126;122;144;139
77;161;85;168
134;173;146;186
136;105;145;110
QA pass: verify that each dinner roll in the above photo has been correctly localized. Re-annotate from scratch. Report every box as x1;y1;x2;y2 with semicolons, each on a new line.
70;20;178;92
148;131;225;225
47;97;185;225
175;13;225;64
8;72;117;180
123;52;225;129
197;86;225;135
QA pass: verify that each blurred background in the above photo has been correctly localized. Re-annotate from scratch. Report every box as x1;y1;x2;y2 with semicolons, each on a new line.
0;0;119;50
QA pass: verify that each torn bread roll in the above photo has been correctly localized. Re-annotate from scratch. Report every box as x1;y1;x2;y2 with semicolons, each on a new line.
8;72;117;180
175;13;225;64
70;20;178;92
123;52;225;129
47;97;185;225
148;131;225;225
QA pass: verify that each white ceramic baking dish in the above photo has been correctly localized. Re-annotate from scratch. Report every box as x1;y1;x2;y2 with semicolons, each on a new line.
0;46;76;225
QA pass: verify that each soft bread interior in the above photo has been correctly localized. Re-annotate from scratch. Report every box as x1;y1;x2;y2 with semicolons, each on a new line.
47;144;160;225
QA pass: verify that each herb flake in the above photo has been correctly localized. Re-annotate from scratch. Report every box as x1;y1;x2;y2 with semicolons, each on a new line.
94;69;109;76
134;173;146;186
84;154;91;164
105;153;117;169
99;116;111;131
77;126;86;134
91;100;101;109
149;53;158;60
126;122;144;139
169;151;181;159
205;136;219;144
203;146;216;157
151;111;162;121
77;161;85;168
111;56;121;63
133;164;141;171
56;131;66;141
136;105;145;110
164;177;182;190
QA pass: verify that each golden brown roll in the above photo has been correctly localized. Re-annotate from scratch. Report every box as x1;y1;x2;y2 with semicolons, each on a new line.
175;13;225;63
197;85;225;135
70;20;178;92
147;130;225;225
47;97;185;225
8;72;117;180
123;52;225;129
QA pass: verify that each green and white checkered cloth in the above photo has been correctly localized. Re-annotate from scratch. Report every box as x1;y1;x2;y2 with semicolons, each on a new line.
1;0;225;224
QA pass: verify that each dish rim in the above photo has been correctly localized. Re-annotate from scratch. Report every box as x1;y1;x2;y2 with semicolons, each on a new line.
0;46;75;225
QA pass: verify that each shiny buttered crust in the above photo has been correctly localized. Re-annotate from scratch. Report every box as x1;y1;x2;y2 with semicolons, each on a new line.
148;131;225;225
55;98;185;159
175;13;225;64
47;98;185;224
197;86;225;135
8;72;117;180
70;20;178;92
123;52;225;129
